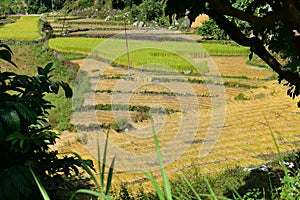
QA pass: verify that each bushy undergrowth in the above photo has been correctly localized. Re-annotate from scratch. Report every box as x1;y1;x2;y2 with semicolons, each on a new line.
1;42;79;131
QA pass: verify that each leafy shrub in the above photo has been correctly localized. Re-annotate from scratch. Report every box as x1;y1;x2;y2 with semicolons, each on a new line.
110;117;131;132
131;112;149;123
234;93;249;100
198;19;230;40
0;44;94;199
140;0;163;21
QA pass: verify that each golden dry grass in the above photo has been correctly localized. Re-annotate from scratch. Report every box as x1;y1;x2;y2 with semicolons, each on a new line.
57;54;300;187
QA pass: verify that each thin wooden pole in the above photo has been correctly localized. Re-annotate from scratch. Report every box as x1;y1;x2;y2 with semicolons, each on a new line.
124;16;131;76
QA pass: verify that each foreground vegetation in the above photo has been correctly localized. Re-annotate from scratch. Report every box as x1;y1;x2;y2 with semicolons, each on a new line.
1;3;300;199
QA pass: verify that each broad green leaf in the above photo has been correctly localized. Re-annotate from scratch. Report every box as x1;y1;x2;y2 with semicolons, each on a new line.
37;67;45;76
249;52;253;61
60;82;73;98
49;82;59;94
0;49;17;68
44;62;54;74
0;109;21;131
0;44;13;54
16;102;37;123
6;132;27;141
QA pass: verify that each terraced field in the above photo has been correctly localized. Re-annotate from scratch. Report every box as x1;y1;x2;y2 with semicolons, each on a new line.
58;43;300;187
46;17;300;185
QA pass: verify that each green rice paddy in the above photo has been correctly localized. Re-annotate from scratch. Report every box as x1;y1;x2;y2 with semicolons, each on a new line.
0;16;40;40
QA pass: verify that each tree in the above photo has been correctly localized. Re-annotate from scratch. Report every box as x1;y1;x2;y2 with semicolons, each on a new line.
0;44;93;199
166;0;300;106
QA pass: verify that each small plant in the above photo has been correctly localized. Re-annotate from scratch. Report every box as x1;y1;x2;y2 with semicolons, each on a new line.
131;112;149;123
234;93;249;100
110;117;131;132
70;133;115;200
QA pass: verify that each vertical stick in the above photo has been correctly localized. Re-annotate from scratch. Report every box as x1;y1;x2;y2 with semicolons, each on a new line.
124;16;131;76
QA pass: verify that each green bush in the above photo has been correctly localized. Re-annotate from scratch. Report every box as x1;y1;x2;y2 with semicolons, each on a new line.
110;118;131;132
198;19;230;40
0;44;94;199
140;0;163;21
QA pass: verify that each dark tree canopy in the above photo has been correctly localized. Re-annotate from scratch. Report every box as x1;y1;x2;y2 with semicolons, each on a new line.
166;0;300;105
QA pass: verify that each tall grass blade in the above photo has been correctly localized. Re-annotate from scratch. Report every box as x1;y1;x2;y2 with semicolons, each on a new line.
29;167;50;200
102;133;109;190
180;172;202;200
97;133;103;193
105;156;116;195
143;171;166;200
263;115;289;176
70;189;114;200
69;152;100;191
152;125;172;200
204;177;218;200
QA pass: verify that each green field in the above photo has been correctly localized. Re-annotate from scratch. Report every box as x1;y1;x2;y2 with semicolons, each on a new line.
200;42;250;56
49;37;250;72
0;16;40;40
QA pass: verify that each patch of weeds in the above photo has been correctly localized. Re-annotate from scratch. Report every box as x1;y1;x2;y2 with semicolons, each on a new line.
110;118;132;133
221;75;249;79
131;112;150;123
78;104;178;114
223;81;258;89
234;93;249;100
188;78;206;84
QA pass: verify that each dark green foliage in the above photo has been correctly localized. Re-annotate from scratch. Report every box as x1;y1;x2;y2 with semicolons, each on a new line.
111;0;142;9
0;44;94;199
110;118;131;132
25;0;66;14
0;0;25;15
234;93;249;100
198;19;230;40
140;0;163;21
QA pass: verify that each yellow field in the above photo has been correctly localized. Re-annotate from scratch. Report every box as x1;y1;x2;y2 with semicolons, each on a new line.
60;54;300;187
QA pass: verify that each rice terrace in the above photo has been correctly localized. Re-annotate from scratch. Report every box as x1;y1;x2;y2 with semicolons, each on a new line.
1;1;300;199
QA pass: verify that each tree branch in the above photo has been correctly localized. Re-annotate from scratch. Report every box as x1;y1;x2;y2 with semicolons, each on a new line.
207;0;281;28
209;10;300;89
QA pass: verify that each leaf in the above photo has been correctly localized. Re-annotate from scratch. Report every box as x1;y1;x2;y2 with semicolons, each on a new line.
37;67;45;76
60;82;73;98
249;52;253;61
44;62;54;74
29;167;51;200
105;156;115;195
6;132;27;141
143;171;165;200
0;109;21;131
0;44;13;54
71;189;114;200
152;125;172;200
16;102;37;123
49;82;59;94
0;49;17;68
